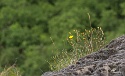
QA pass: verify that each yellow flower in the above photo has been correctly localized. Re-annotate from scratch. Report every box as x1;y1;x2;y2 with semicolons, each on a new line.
69;35;73;39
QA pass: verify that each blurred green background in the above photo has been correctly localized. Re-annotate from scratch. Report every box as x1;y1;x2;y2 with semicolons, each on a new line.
0;0;125;76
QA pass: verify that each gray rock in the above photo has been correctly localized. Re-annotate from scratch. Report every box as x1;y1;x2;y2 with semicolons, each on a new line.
42;35;125;76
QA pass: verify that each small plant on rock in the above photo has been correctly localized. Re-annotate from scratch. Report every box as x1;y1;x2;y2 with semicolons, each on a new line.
49;26;106;71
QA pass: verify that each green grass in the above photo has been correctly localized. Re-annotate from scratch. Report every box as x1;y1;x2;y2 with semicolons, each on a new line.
0;65;21;76
49;27;106;71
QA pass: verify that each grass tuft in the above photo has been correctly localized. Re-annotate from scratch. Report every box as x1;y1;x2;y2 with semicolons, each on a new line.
49;27;106;71
0;65;21;76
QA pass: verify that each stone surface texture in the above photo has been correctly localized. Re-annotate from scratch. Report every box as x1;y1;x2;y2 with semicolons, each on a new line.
42;35;125;76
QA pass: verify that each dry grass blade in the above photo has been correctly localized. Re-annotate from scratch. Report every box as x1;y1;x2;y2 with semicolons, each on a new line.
49;27;106;71
0;65;21;76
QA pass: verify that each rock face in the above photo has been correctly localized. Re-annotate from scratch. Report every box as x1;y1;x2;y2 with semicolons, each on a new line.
42;35;125;76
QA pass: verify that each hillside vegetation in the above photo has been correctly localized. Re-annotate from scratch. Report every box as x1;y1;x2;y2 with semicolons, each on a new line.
0;0;125;76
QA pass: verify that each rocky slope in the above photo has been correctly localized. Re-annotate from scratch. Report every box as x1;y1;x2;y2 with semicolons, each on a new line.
42;35;125;76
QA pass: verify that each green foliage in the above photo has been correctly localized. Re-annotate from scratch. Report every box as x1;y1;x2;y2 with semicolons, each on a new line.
0;0;125;76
